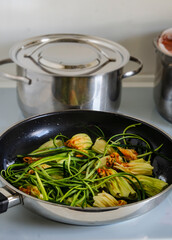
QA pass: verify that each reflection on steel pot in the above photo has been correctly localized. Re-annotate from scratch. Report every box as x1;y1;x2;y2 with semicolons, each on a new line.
0;110;172;225
154;28;172;123
0;34;142;117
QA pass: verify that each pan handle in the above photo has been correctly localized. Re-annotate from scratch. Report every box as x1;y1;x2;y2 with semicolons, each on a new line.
0;58;31;84
0;186;21;213
122;56;143;79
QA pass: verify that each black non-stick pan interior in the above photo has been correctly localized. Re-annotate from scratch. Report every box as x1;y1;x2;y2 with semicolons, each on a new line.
0;110;172;184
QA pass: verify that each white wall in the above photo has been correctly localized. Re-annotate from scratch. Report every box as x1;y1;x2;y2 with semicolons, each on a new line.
0;0;172;77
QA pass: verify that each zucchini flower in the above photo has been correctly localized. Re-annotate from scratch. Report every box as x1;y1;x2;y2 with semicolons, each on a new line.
93;191;127;207
95;156;110;168
118;147;138;160
19;185;43;200
37;139;64;151
131;175;168;197
92;138;114;154
28;164;51;174
65;133;93;150
105;169;137;200
113;158;153;176
39;164;51;169
95;152;124;169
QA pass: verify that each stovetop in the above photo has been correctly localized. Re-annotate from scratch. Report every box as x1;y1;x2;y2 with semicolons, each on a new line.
0;86;172;240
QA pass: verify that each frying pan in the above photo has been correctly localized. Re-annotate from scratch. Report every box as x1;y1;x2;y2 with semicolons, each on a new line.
0;110;172;225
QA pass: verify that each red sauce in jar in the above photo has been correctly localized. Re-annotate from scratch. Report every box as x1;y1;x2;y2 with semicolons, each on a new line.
161;33;172;53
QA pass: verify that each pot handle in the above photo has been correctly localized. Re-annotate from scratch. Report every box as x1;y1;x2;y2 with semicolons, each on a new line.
0;58;31;84
0;186;21;213
122;56;143;79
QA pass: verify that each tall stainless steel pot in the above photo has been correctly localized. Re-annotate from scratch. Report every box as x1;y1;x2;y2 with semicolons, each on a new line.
154;31;172;123
0;34;142;117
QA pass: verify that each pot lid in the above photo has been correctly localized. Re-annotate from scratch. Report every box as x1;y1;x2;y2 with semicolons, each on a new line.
10;34;130;76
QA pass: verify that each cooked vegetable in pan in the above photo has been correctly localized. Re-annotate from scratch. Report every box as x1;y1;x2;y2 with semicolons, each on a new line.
1;124;168;208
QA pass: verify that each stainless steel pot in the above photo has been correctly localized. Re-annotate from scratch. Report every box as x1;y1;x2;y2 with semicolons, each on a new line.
154;31;172;123
0;34;142;117
0;110;172;225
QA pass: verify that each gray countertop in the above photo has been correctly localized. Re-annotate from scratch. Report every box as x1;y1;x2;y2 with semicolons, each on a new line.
0;87;172;240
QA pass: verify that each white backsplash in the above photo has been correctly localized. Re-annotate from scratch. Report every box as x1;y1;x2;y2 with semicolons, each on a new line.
0;0;171;79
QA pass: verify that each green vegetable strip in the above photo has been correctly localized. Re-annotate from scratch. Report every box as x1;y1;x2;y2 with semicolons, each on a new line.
137;144;163;158
27;155;67;169
60;187;80;203
111;135;151;149
103;133;151;157
67;153;73;176
83;180;95;197
123;123;142;145
35;171;48;201
71;190;81;206
53;134;69;146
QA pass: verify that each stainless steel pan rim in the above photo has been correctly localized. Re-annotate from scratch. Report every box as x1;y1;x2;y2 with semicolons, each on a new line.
0;110;171;225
